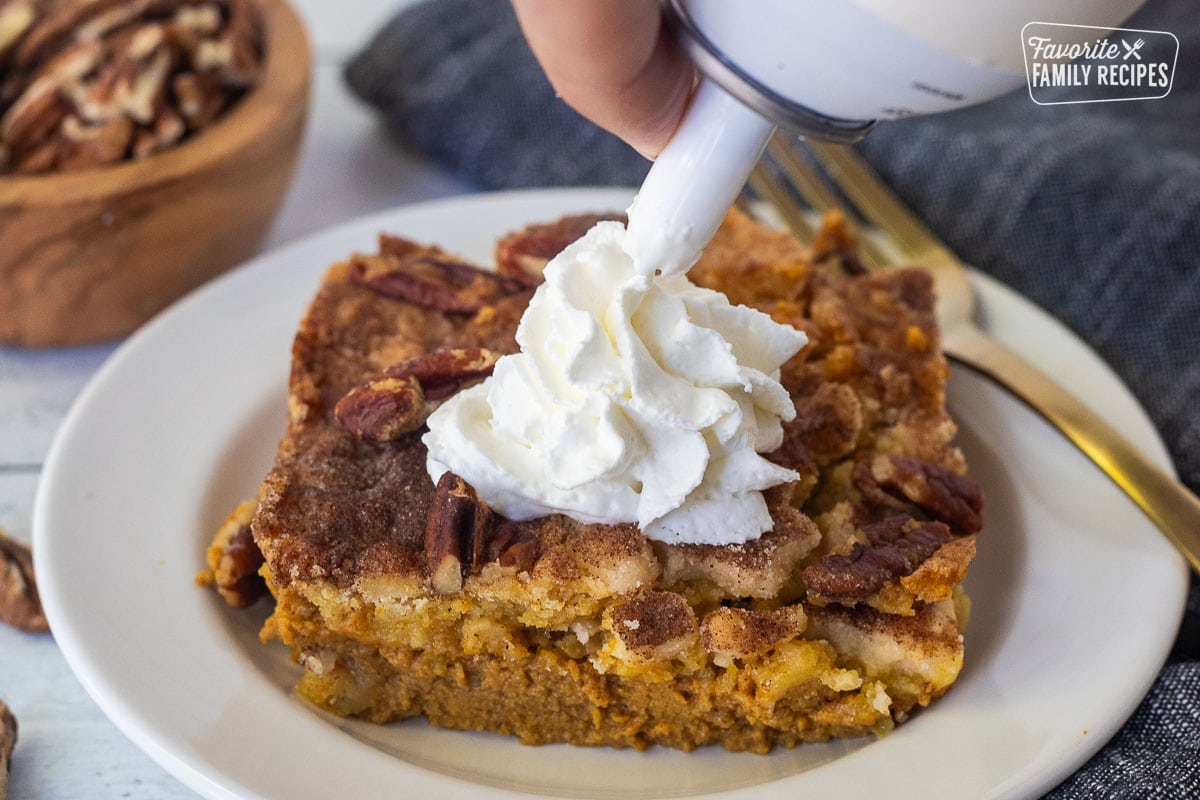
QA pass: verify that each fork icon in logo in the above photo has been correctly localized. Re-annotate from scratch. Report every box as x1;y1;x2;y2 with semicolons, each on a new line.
1122;37;1146;60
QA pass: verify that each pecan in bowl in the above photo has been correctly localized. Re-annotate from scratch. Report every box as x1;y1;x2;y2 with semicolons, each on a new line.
0;0;265;175
0;0;311;346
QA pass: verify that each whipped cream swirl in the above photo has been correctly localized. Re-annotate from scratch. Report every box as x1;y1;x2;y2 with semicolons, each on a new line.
423;221;808;545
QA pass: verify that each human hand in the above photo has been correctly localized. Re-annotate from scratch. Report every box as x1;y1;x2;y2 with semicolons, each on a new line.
510;0;695;158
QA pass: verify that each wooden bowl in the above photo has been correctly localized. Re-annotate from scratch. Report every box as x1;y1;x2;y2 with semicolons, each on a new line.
0;0;311;346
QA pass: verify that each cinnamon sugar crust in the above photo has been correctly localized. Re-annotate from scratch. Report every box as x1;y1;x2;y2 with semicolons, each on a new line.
213;209;983;752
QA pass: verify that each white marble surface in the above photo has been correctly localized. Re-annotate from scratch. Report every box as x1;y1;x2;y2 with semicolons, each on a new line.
0;1;472;796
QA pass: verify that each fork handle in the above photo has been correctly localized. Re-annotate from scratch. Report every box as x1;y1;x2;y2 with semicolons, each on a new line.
944;324;1200;575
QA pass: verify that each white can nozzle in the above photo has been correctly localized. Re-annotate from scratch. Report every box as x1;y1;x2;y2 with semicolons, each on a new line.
625;81;774;277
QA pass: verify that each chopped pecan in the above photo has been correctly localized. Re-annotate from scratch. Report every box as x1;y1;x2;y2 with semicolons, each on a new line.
810;210;868;276
130;106;184;158
76;32;172;125
171;70;227;128
350;238;527;314
75;0;160;42
396;346;502;401
764;426;817;480
0;0;263;175
127;21;166;60
335;347;502;440
424;472;494;594
192;0;260;87
0;70;18;112
209;523;265;608
10;0;128;69
18;38;102;118
0;1;35;63
487;519;539;572
785;381;862;464
57;114;134;169
493;213;624;287
803;515;952;600
172;3;222;38
200;499;265;608
376;235;530;298
861;514;951;549
0;529;48;633
0;697;14;800
1;75;72;155
865;454;983;535
852;458;913;515
9;136;57;173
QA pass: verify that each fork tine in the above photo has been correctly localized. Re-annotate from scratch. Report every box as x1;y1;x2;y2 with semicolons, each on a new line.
765;135;844;216
803;140;956;264
756;134;890;269
746;163;820;243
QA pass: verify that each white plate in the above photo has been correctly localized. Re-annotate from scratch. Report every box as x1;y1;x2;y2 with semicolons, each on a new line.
35;188;1188;800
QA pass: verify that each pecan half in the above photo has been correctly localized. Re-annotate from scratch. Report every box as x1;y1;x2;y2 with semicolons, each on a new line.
350;235;528;313
335;347;502;440
864;454;983;535
424;472;494;594
803;515;952;601
0;529;48;633
397;346;502;401
0;697;14;800
334;374;425;441
493;213;624;287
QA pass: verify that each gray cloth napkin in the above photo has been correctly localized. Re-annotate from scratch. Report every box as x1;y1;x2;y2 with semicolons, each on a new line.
344;1;1199;795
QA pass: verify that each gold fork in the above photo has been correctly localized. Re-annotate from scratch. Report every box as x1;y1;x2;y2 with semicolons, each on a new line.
750;133;1200;575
